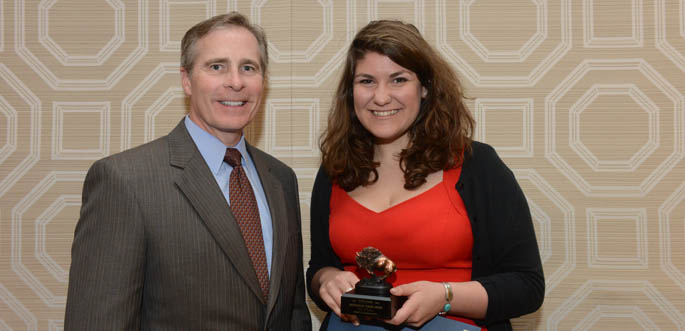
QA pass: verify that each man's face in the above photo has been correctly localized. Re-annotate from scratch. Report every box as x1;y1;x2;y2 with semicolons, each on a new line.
181;26;264;146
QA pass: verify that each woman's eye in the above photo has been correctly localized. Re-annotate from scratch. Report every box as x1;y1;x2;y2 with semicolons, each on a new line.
393;77;408;83
358;79;373;84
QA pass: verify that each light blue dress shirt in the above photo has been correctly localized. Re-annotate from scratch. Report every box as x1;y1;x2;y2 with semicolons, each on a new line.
184;116;273;275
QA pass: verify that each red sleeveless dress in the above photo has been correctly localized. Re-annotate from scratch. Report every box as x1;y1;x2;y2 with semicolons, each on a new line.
329;167;483;328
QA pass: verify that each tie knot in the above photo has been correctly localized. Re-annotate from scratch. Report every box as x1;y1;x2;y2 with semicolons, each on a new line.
224;148;242;167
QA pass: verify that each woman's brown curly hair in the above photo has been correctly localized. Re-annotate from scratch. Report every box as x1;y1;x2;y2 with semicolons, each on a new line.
320;20;475;191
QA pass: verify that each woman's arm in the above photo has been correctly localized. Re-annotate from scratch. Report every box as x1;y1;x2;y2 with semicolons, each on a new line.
306;166;346;310
465;142;545;325
306;167;363;325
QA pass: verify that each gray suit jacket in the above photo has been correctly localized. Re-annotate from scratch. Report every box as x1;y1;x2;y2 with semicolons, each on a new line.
65;121;311;331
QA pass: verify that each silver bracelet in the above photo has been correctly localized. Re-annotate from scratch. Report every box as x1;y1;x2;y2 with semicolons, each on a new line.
438;282;453;316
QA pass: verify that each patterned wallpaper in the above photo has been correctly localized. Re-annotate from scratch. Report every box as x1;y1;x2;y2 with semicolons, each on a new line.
1;0;684;330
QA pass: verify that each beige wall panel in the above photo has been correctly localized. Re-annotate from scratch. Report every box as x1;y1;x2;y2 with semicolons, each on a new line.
1;0;683;330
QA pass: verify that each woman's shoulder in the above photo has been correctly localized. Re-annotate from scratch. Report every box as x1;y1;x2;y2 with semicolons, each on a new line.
463;140;516;182
465;140;503;168
315;165;331;182
313;165;334;192
468;140;497;158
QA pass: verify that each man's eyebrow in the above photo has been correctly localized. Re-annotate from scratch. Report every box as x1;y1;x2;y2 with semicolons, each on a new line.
240;58;261;70
202;58;261;70
203;58;229;66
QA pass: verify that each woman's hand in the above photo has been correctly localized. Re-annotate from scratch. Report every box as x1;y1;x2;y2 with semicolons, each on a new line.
313;267;361;325
386;280;488;327
385;281;445;327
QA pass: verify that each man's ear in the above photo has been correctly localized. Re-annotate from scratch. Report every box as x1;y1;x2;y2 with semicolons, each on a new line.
181;68;192;96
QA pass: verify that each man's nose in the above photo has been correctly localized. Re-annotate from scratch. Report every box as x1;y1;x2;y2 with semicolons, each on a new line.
224;70;244;90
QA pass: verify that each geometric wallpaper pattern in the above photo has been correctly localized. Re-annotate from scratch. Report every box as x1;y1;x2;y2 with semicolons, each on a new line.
1;0;684;330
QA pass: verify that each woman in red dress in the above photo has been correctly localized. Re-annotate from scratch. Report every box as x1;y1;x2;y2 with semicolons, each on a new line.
307;20;544;331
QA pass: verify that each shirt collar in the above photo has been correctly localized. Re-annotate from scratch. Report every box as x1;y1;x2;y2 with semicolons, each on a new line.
184;116;250;175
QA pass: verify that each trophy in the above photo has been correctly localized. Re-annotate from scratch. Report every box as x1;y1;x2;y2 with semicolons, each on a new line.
341;247;405;319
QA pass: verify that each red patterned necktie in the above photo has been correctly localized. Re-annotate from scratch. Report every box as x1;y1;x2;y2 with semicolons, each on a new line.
224;148;269;300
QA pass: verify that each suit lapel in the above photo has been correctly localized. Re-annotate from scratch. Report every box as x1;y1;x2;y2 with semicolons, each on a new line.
168;122;265;302
247;144;288;314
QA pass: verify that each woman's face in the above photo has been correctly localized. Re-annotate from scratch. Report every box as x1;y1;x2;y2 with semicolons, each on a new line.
352;52;427;145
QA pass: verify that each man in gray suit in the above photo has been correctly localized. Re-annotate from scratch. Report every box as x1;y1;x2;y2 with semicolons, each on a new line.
65;12;312;330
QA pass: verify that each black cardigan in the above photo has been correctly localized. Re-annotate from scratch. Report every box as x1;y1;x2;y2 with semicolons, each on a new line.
306;141;544;331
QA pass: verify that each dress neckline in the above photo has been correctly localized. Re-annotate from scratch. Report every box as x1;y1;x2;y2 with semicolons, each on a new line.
339;177;446;215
